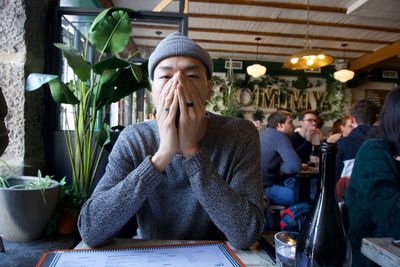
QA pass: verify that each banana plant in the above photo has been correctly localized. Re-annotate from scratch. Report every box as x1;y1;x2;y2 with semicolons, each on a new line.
25;8;150;206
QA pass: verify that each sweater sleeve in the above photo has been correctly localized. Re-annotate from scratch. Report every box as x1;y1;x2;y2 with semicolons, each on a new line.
278;134;302;175
347;140;400;239
78;128;163;248
182;124;265;249
290;132;312;163
362;144;400;236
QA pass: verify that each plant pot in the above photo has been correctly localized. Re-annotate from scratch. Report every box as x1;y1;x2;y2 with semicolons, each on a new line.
57;211;78;235
0;176;60;242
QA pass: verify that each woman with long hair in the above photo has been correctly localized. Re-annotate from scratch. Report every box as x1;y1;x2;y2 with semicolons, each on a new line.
346;85;400;266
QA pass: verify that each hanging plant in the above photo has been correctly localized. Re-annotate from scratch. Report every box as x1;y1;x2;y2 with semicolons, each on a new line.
253;109;266;123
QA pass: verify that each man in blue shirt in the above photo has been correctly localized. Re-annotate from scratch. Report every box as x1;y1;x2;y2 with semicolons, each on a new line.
261;110;301;206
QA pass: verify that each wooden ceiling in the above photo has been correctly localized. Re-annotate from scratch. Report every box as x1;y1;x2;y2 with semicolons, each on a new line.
109;0;400;72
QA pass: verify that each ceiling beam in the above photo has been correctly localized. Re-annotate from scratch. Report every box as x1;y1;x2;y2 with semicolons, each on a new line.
132;24;392;45
190;0;346;13
350;41;400;71
134;35;371;54
189;13;400;33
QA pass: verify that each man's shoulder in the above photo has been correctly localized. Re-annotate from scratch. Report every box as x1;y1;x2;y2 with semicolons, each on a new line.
120;120;158;141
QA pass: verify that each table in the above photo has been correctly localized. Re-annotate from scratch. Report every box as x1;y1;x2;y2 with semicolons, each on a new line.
295;168;319;203
361;238;400;267
75;238;276;266
0;234;77;267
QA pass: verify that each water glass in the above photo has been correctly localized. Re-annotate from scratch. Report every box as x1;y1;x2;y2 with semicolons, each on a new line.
274;231;298;267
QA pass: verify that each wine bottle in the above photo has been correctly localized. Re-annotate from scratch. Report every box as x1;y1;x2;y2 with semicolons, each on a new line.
295;142;351;266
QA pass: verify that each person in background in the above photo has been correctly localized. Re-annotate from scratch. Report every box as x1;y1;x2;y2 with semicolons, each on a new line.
78;32;265;249
335;100;377;201
290;110;321;163
260;110;301;206
346;85;400;266
327;115;353;143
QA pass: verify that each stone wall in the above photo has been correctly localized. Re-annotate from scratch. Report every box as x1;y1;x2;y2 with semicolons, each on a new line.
0;0;48;174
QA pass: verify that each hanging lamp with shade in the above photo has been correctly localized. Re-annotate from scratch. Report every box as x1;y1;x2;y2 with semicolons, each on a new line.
247;37;267;78
334;43;355;83
284;0;333;70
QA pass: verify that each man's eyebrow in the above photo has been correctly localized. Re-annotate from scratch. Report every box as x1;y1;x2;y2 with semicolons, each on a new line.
182;65;201;72
156;65;173;72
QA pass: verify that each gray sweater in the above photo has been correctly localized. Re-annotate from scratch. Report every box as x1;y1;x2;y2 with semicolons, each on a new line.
78;113;265;249
260;127;301;187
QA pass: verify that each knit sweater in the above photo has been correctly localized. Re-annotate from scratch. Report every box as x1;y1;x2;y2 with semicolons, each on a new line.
78;113;265;249
260;127;301;187
290;132;312;163
346;138;400;266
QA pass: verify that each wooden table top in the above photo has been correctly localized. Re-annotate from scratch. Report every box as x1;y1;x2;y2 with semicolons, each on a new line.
361;238;400;267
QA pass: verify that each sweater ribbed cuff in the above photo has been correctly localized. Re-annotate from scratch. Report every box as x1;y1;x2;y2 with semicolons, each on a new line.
131;155;163;189
182;151;205;176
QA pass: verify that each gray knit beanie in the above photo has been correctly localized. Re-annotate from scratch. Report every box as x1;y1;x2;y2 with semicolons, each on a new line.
148;32;213;80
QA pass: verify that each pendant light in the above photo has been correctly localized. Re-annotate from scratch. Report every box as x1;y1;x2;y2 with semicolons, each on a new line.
247;37;267;78
284;0;333;70
334;43;355;83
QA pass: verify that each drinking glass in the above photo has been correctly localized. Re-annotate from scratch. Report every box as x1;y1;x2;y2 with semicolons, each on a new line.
274;231;298;267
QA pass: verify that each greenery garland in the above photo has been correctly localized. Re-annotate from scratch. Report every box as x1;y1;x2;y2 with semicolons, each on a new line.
207;73;347;122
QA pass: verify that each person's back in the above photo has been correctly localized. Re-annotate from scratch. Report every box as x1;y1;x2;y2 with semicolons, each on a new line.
261;111;301;206
346;86;400;266
336;100;377;201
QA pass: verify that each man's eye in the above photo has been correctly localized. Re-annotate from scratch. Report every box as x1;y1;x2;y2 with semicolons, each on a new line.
159;75;171;79
186;74;199;79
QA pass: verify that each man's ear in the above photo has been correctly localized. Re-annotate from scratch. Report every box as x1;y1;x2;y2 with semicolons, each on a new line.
350;115;357;127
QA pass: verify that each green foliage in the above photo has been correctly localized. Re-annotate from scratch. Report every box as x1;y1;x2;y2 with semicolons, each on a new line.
208;73;347;122
206;75;244;118
253;109;266;123
25;8;150;209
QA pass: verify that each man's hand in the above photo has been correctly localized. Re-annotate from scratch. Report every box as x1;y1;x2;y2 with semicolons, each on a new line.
152;76;180;172
176;72;208;158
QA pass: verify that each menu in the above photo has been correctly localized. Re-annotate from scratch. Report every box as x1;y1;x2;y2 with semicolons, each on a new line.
36;241;245;267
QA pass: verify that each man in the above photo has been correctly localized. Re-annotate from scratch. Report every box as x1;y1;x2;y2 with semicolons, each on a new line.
78;32;265;249
261;110;301;206
290;110;321;163
335;100;377;201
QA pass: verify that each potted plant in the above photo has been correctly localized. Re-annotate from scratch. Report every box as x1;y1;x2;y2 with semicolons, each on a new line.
0;161;62;242
25;8;149;228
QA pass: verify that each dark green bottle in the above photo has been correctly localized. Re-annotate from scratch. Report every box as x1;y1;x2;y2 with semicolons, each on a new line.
295;142;351;266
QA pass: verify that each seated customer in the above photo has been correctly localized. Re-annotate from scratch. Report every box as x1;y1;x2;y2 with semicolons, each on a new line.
346;85;400;266
327;115;353;143
335;100;377;201
290;110;321;163
78;32;265;249
261;110;301;206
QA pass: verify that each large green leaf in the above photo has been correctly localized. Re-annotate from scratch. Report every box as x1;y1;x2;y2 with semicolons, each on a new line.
110;69;143;102
92;56;130;74
25;73;58;91
48;79;79;105
130;63;142;82
54;43;91;82
90;10;132;55
95;70;119;109
97;123;111;147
